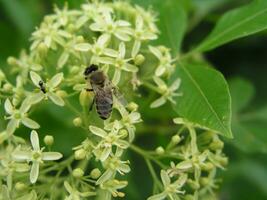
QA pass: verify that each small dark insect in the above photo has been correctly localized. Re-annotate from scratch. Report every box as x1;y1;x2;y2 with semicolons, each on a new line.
39;81;46;94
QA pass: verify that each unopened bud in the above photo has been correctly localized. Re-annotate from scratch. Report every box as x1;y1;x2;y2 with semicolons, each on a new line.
15;182;27;191
187;179;200;190
56;90;68;98
171;135;181;144
209;140;224;150
73;117;82;127
77;36;85;43
200;177;209;186
7;57;17;66
90;168;101;179
127;102;138;112
201;162;214;171
37;42;48;56
79;89;93;107
155;146;165;155
67;24;76;32
74;149;86;160
119;129;128;138
134;54;145;65
72;168;84;178
219;156;228;167
44;135;54;146
0;70;5;80
3;83;13;92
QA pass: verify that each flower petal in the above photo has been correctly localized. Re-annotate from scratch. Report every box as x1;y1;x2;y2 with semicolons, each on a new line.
48;92;65;106
100;146;111;161
149;46;162;59
4;99;13;115
112;69;121;85
97;34;110;47
64;181;73;193
57;51;69;68
122;63;138;72
160;170;170;187
49;73;64;88
31;130;40;151
30;161;39;184
42;152;63;161
20;99;32;113
12;150;31;161
155;65;166;77
153;76;166;87
119;42;126;58
131;40;141;57
96;169;114;185
29;92;45;104
147;192;167;200
74;43;91;51
22;118;40;129
6;119;19;135
30;71;42;87
150;96;166;108
169;78;181;92
89;126;107;138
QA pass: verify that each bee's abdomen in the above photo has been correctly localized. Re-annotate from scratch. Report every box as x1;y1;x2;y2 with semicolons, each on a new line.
95;97;113;120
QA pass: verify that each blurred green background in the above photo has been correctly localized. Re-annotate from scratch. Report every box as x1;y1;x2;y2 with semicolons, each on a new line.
1;0;267;199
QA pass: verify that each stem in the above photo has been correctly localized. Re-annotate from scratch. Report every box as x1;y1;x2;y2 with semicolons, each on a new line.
142;81;159;93
145;158;163;190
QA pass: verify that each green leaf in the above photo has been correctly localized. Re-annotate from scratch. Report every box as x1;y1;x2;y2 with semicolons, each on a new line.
172;62;232;138
155;0;187;54
196;0;267;52
229;78;255;113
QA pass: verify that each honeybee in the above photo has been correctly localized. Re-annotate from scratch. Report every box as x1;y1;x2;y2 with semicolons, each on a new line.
84;64;125;120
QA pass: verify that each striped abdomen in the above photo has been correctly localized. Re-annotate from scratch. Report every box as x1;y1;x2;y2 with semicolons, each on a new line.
95;89;113;120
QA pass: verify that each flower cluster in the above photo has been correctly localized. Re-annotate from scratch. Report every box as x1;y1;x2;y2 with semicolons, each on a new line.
0;1;227;200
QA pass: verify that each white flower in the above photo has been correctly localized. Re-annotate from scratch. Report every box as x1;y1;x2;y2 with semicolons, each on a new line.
96;148;130;185
147;171;187;200
100;179;128;198
53;3;80;26
131;15;157;57
90;12;132;41
30;16;72;51
12;130;63;183
150;77;182;108
89;122;129;162
4;99;39;135
98;42;138;85
64;181;96;200
29;71;65;106
149;46;175;77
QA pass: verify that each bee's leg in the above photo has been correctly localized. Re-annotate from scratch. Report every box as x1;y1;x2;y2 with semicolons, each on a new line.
86;88;93;92
89;97;95;111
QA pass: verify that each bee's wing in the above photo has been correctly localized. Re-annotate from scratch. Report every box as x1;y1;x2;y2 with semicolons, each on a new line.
105;79;128;106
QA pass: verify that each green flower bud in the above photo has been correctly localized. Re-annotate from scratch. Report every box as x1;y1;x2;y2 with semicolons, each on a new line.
90;168;101;179
79;89;93;107
73;117;82;127
201;162;214;171
134;54;145;65
56;90;68;98
76;35;85;43
187;179;200;190
67;24;76;32
15;182;27;191
127;102;138;112
200;177;209;186
0;70;5;80
119;129;128;138
209;140;224;150
74;149;86;160
44;135;54;146
37;42;48;56
72;168;84;178
219;156;228;167
155;146;165;155
3;83;13;92
7;56;17;66
171;135;181;144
